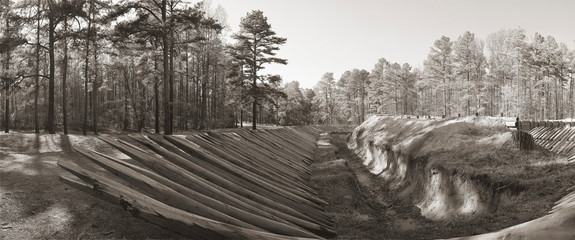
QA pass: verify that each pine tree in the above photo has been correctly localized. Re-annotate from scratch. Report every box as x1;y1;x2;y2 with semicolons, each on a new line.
0;0;26;132
314;72;336;124
424;36;454;116
231;10;287;130
453;31;486;115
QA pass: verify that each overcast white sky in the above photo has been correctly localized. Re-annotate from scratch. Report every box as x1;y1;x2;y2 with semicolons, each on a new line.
209;0;575;89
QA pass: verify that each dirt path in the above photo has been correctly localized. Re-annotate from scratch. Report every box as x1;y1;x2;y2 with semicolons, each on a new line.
0;133;182;240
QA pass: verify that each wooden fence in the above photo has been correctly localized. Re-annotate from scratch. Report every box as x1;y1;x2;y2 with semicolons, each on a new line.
516;120;575;132
521;121;575;162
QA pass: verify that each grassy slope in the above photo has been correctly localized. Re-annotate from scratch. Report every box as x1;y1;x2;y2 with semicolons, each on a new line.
344;116;575;238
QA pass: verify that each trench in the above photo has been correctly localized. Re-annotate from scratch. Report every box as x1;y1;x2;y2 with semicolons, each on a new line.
312;132;447;239
312;121;565;239
360;139;524;221
318;134;513;239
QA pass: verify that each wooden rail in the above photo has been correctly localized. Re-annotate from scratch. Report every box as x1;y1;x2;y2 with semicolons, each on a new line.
517;120;575;132
524;122;575;162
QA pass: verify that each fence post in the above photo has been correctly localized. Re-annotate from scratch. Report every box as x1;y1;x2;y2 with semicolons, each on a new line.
516;117;522;149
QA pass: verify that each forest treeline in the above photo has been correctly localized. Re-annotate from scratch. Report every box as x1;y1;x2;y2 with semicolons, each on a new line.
315;29;575;124
2;1;575;134
1;0;293;134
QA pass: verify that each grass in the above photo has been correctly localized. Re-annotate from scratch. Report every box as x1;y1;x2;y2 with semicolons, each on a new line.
340;116;575;238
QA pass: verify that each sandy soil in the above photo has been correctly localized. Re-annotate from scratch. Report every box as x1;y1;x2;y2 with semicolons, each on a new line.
0;132;182;240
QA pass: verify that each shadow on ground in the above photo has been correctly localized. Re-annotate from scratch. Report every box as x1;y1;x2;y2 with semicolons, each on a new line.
0;133;182;239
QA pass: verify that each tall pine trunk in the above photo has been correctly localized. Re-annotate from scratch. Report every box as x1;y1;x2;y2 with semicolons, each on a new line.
184;51;189;130
162;0;172;135
83;0;93;135
252;64;257;130
154;56;159;133
169;32;175;132
252;99;257;130
34;0;40;133
200;54;208;130
240;108;243;128
123;69;129;130
4;11;10;133
92;42;98;134
194;58;200;129
570;75;574;118
47;6;56;134
141;83;146;130
62;20;69;134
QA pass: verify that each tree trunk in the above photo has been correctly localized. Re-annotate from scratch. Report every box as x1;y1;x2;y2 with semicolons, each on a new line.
555;78;560;119
83;0;93;135
34;0;40;133
199;53;209;130
252;99;257;130
570;75;574;118
4;11;10;133
200;81;207;130
141;83;146;131
443;79;447;117
123;67;130;130
360;80;365;123
178;61;183;130
169;32;175;132
162;0;172;135
185;52;189;130
62;20;69;134
154;55;159;133
4;96;8;133
92;42;98;134
252;71;257;130
193;60;199;130
47;7;56;134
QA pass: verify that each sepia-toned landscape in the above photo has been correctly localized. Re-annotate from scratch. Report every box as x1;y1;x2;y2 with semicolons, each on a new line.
2;0;575;239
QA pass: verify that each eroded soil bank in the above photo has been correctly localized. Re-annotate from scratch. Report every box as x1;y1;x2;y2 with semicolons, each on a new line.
313;116;575;239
